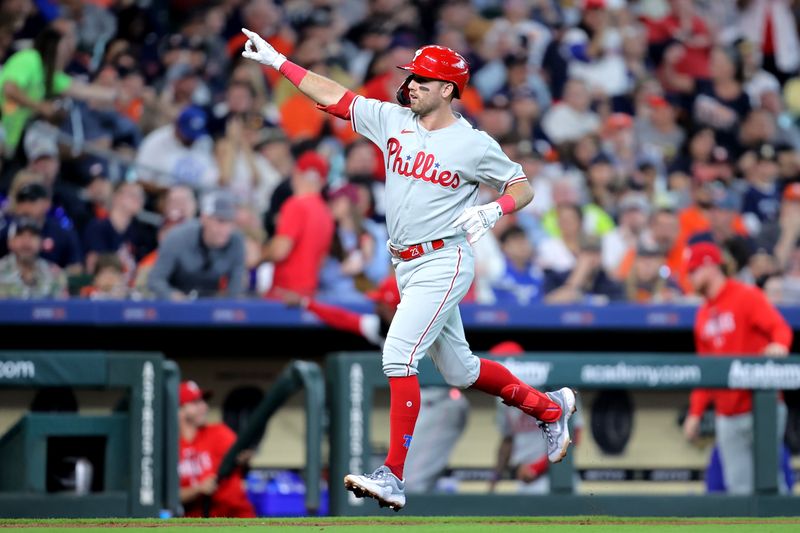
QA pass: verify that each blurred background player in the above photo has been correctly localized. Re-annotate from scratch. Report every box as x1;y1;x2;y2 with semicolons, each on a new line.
282;275;469;493
488;341;584;494
682;242;792;494
178;380;255;518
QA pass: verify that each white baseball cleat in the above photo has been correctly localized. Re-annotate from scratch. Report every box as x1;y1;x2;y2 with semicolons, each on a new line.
538;387;578;463
344;465;406;511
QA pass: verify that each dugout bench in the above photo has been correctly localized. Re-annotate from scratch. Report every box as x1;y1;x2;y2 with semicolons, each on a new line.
0;351;179;518
327;352;800;517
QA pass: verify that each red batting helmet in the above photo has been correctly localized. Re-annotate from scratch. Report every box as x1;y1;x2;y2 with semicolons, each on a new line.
396;45;470;105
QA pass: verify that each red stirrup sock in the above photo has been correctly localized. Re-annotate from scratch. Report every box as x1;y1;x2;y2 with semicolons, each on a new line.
471;358;562;423
384;375;421;479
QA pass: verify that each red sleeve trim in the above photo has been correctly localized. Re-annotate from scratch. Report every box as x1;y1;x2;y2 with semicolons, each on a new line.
349;95;362;134
501;175;528;193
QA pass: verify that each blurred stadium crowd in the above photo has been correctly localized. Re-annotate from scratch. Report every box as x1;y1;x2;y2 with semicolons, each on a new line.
2;0;800;305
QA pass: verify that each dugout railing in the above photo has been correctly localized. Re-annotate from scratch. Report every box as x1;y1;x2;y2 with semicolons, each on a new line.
218;359;326;513
0;351;179;518
327;352;800;516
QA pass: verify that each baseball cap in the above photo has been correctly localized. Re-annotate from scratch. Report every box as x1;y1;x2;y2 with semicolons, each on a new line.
24;131;58;161
784;183;800;202
200;189;237;221
584;0;606;9
295;151;329;182
15;183;49;204
710;184;740;211
604;113;633;132
636;241;664;257
367;275;401;309
488;341;525;356
646;95;669;109
179;380;213;406
8;217;43;239
176;106;209;143
685;242;723;273
619;193;651;215
327;182;359;204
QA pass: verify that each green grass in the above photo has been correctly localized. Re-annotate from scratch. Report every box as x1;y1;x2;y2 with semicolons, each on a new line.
2;517;800;532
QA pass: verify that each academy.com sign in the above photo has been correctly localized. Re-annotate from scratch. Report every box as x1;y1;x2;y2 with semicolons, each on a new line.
581;362;701;387
728;360;800;389
0;360;35;379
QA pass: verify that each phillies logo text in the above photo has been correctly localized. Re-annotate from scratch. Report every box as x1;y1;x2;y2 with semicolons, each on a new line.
386;137;460;189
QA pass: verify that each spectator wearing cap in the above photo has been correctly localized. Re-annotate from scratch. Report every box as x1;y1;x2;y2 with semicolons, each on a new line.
22;126;60;190
602;192;651;276
491;225;544;306
133;185;199;294
261;151;334;299
623;241;682;303
601;113;636;178
83;181;155;276
147;190;245;300
742;143;781;235
688;185;756;274
540;79;600;144
634;95;685;166
178;380;256;518
0;182;82;274
677;177;749;256
0;217;66;299
618;208;689;291
134;105;219;194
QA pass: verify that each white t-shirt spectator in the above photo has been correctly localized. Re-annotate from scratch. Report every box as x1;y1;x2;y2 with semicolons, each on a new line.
135;125;220;190
541;103;600;144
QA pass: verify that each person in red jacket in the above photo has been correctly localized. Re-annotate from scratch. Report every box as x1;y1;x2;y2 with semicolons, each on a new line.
682;242;792;494
178;380;256;518
282;276;469;493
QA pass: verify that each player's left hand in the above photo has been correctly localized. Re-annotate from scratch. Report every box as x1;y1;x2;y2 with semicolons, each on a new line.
764;343;789;357
452;202;503;244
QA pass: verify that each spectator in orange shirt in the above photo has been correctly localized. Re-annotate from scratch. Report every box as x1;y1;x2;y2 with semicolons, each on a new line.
262;151;334;298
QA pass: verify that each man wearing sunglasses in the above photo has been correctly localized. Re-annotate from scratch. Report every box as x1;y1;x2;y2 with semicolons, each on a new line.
241;30;577;511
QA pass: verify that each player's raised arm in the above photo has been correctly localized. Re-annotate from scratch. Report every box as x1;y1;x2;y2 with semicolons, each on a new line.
241;28;354;117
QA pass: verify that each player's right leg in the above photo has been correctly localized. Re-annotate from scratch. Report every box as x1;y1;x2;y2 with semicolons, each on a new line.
429;309;577;463
344;244;472;510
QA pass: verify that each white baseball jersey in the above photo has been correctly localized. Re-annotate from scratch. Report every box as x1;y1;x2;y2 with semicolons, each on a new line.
350;97;526;246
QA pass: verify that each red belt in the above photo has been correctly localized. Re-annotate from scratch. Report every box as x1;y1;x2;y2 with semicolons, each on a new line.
389;239;445;261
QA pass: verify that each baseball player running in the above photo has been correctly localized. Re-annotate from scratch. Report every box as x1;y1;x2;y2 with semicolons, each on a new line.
282;275;470;494
682;242;792;494
242;30;576;511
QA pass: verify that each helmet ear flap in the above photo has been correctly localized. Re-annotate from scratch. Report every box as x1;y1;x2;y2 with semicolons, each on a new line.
396;75;413;106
